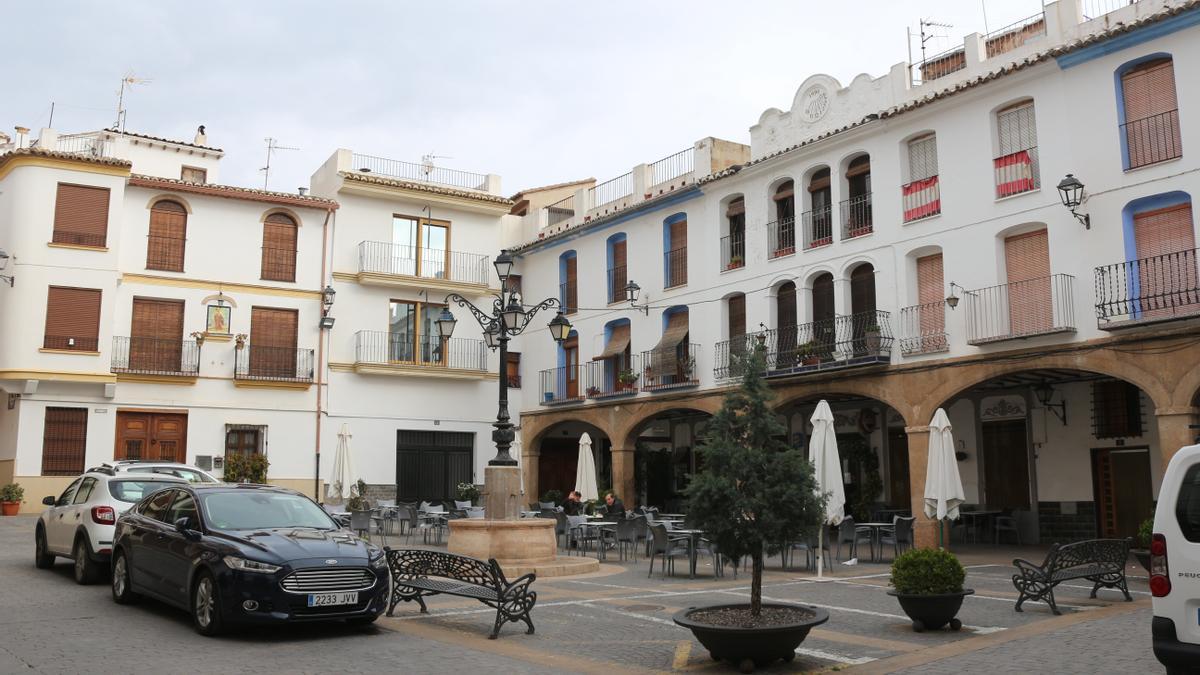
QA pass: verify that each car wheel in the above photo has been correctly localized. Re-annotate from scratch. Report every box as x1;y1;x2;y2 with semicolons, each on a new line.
111;550;139;604
192;572;224;636
73;537;99;585
34;528;55;569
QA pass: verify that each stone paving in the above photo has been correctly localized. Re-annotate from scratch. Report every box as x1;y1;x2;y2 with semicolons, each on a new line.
0;515;1163;673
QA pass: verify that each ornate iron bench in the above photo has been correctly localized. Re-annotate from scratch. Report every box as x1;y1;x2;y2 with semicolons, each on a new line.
1011;538;1132;614
383;548;537;639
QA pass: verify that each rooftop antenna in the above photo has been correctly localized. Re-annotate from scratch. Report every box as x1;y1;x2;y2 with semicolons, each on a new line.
421;152;451;181
919;19;954;65
113;73;152;132
260;137;299;190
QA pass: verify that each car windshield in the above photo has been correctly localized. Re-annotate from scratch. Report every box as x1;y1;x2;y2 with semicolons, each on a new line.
108;479;183;504
125;466;217;483
199;491;336;531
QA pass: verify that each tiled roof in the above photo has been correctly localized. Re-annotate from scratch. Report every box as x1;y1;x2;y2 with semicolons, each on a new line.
112;129;224;153
0;147;132;171
338;171;513;206
129;174;338;209
509;177;595;201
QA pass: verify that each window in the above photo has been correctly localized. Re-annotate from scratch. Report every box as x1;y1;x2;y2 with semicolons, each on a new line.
843;155;873;238
1092;380;1143;438
506;352;521;388
225;425;263;456
995;101;1040;198
41;407;88;476
1130;201;1199;319
559;251;578;314
607;234;627;304
52;183;110;248
248;306;299;378
146;200;187;272
593;320;633;396
805;168;833;249
646;308;693;388
1005;229;1052;335
1120;57;1182;169
770;182;796;257
180;166;208;183
72;477;97;504
664;214;687;288
43;286;101;351
260;212;297;282
504;274;522;297
392;215;450;278
903;134;941;221
139;489;175;522
1176;463;1200;543
727;293;746;339
388;300;446;365
723;197;745;270
165;490;199;525
55;479;81;506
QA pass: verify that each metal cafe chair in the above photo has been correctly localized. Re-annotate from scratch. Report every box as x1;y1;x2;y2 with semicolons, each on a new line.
647;523;692;579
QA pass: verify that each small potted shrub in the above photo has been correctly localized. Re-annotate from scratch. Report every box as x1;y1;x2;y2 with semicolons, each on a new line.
586;385;601;397
346;479;371;512
888;548;974;632
541;489;564;507
456;481;481;506
1;483;24;516
863;323;882;352
617;369;639;390
1132;517;1154;572
797;342;820;366
726;255;744;271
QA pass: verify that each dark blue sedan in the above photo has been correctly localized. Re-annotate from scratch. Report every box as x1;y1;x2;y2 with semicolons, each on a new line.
110;483;388;636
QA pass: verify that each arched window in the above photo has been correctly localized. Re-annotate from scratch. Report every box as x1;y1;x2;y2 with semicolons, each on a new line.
776;282;798;366
903;134;940;222
994;100;1039;198
805;168;832;250
722;197;745;270
147;200;187;272
1118;56;1181;169
843;155;873;239
1114;192;1197;322
559;250;578;314
811;272;835;356
663;213;687;288
261;212;298;282
606;234;627;304
770;181;796;258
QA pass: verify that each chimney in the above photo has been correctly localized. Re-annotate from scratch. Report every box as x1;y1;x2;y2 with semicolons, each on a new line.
14;126;29;149
297;187;309;196
194;124;207;146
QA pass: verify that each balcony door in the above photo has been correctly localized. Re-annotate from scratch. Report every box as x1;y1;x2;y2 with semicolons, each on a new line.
1005;229;1052;336
249;307;298;378
775;282;797;368
850;264;877;356
563;334;580;398
131;298;184;372
811;273;836;357
392;216;449;278
1133;203;1198;319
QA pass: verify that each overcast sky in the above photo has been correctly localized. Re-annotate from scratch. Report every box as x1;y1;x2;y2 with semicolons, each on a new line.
8;0;1045;196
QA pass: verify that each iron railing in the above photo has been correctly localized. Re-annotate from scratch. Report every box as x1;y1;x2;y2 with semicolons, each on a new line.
919;46;966;82
354;330;487;371
767;218;797;258
546;194;575;227
1123;109;1182;169
235;344;315;382
984;11;1046;58
1083;0;1139;20
52;133;111;157
720;233;745;271
964;274;1075;344
841;193;873;239
901;176;941;222
589;172;633;212
539;365;586;404
994;146;1040;198
358;241;491;285
898;302;949;356
641;343;700;391
713;310;892;379
665;247;687;288
146;234;186;272
607;265;627;304
802;206;833;249
649;147;695;187
111;336;200;376
43;335;99;351
1095;248;1200;327
261;246;297;282
560;281;578;314
350;153;488;191
585;354;641;399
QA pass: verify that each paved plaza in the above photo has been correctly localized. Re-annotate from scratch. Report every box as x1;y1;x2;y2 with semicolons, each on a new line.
0;515;1162;674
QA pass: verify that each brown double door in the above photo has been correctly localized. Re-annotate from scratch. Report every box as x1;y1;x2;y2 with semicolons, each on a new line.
131;298;184;372
249;307;298;378
981;419;1031;510
116;411;188;462
1093;448;1154;539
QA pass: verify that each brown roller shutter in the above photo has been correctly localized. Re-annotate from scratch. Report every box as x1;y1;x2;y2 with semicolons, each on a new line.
670;218;687;248
1005;229;1052;335
808;170;831;192
261;213;297;282
728;294;746;338
610;240;627;303
130;298;184;371
42;407;88;476
726;198;745;217
44;286;101;351
147;200;187;272
916;253;946;339
845;156;872;178
250;306;299;377
564;256;578;313
1133;203;1197;318
773;181;794;201
53;184;110;247
1122;58;1181;167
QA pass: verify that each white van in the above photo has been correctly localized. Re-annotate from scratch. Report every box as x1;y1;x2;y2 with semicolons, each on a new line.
1151;442;1200;673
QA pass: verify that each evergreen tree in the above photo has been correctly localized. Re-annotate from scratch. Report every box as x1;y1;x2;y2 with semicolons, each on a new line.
686;342;825;615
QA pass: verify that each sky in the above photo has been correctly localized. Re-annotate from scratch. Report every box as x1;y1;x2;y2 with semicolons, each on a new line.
7;0;1047;197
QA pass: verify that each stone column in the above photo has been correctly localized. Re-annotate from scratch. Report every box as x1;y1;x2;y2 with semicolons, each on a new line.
612;447;635;508
1155;407;1199;469
905;425;938;549
522;445;540;504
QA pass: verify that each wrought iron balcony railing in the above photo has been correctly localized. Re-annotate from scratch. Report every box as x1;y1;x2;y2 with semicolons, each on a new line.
354;331;488;372
350;153;488;191
898;302;949;356
235;344;315;383
358;241;491;286
664;247;687;288
607;265;627;305
840;193;873;239
720;233;745;271
1095;248;1200;328
641;343;700;391
802;206;833;249
585;354;641;399
1123;109;1182;169
964;274;1075;344
539;365;586;404
111;336;200;376
559;281;578;314
767;218;797;258
713;310;892;379
546;194;575;227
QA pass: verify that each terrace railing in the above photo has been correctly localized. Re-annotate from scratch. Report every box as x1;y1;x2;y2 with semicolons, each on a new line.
898;302;949;356
235;344;315;383
585;354;641;399
964;274;1075;344
539;365;586;404
589;172;633;212
350;153;488;191
641;344;700;391
649;147;695;188
802;206;833;249
358;241;491;286
720;233;745;271
767;218;797;258
546;194;575;227
841;193;873;239
984;11;1046;58
1095;248;1200;328
354;331;488;372
111;336;200;376
713;310;892;379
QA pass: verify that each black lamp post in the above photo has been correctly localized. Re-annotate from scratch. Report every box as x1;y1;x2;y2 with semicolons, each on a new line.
1056;174;1091;229
319;284;337;329
437;249;572;466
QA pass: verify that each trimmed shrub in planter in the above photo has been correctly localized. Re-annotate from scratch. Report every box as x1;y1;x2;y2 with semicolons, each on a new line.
1132;517;1154;572
888;548;973;632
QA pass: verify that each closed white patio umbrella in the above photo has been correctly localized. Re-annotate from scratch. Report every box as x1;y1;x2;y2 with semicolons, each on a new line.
331;423;357;504
810;400;845;578
924;408;965;547
575;432;599;502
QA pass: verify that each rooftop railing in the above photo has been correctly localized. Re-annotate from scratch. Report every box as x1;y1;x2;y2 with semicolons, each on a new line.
589;172;633;212
546;194;575;227
1083;0;1140;20
919;46;966;82
111;336;200;376
358;241;491;286
235;344;315;383
1095;248;1200;328
50;133;112;158
984;11;1047;58
898;302;949;356
964;274;1075;345
649;147;695;187
354;331;488;372
350;153;488;191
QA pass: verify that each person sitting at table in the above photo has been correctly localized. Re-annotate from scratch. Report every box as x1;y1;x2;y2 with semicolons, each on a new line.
604;492;626;518
563;491;585;516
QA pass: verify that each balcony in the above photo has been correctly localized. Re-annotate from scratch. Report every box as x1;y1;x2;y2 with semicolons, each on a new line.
664;247;687;289
235;344;315;385
356;241;492;292
919;46;966;83
840;193;873;239
1123;109;1182;170
641;344;700;391
802;206;833;249
547;195;574;227
350;153;489;191
585;355;641;400
607;265;627;305
983;11;1046;59
111;337;200;378
560;281;578;314
994;147;1040;199
720;233;745;271
1095;248;1200;329
539;365;586;405
352;331;489;379
588;172;634;217
767;218;797;258
714;311;893;380
964;274;1075;345
648;147;695;193
901;176;941;222
898;302;949;356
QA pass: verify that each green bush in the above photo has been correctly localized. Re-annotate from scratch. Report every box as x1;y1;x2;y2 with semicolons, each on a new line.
346;479;370;511
0;483;24;503
541;489;564;506
890;548;966;595
224;453;269;484
456;482;480;504
1137;518;1154;549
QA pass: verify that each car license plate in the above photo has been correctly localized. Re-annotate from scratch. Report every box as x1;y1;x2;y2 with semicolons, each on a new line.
307;591;358;607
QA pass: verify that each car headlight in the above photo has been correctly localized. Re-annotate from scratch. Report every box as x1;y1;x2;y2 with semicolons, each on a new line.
223;555;281;574
369;549;388;569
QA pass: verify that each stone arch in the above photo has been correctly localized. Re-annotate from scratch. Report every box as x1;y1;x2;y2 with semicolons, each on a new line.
774;383;915;428
145;193;194;213
614;401;721;450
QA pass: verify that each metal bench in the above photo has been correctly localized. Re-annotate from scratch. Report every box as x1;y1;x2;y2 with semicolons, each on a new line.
383;548;537;639
1011;538;1132;614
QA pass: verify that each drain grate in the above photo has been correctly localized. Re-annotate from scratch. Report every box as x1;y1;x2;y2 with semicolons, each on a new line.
622;604;665;612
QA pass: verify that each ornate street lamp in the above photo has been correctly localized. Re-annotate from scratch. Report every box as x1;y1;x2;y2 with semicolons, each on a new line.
1034;380;1067;425
1056;174;1091;229
624;279;649;315
319;284;337;329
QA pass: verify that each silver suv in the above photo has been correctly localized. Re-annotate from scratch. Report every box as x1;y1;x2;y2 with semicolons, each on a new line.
103;460;220;484
35;468;188;584
1151;442;1200;672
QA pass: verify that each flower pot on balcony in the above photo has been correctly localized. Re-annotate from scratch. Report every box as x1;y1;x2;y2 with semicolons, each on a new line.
586;386;601;397
864;327;881;353
543;392;554;403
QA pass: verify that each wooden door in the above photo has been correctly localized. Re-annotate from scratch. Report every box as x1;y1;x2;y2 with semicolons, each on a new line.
564;334;579;398
536;441;579;500
888;429;911;508
981;419;1030;510
250;307;298;378
811;273;836;357
776;282;797;366
1093;448;1154;539
131;298;184;372
116;411;187;462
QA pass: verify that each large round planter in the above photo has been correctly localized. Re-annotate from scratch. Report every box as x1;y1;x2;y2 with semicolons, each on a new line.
1;501;19;516
1132;549;1151;573
888;589;973;632
673;603;828;672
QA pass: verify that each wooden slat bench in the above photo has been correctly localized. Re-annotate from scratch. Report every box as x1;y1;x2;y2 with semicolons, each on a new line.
1011;538;1132;614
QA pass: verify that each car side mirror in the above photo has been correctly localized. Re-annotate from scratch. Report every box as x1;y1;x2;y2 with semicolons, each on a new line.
174;516;200;540
42;496;55;506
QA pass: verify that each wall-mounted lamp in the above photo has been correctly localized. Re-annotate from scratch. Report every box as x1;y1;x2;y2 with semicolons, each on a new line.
624;280;650;315
946;282;964;309
1056;174;1091;229
1034;380;1067;425
319;284;336;329
0;249;14;287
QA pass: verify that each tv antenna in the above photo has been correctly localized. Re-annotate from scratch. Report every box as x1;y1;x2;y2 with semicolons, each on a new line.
421;152;451;180
113;73;152;132
260;137;299;190
918;19;954;64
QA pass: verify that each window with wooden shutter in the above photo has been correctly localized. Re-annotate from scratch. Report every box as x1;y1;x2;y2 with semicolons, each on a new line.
1132;203;1198;318
1005;229;1052;335
727;293;746;339
249;306;299;378
995;102;1040;197
504;274;522;296
506;352;521;388
130;297;185;372
667;218;688;287
914;253;947;351
44;286;101;351
562;255;578;314
908;135;939;181
1122;57;1182;168
180;166;208;183
850;264;877;315
609;239;627;304
811;273;836;355
1092;379;1143;438
52;183;110;248
261;213;297;282
146;200;187;272
42;407;88;476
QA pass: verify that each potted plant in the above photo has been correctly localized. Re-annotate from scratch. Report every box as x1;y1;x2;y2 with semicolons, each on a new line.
1;483;23;516
543;390;555;403
676;343;828;672
726;255;744;271
456;481;481;506
346;479;371;512
863;323;882;352
1132;517;1154;572
617;369;639;390
586;385;601;397
681;356;697;381
796;341;820;366
887;548;974;632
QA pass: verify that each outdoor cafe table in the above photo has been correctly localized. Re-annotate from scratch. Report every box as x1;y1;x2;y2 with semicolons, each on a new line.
577;521;618;559
855;522;894;562
669;528;707;578
960;510;1002;543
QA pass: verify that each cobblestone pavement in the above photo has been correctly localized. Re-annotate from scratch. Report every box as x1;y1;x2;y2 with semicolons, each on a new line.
0;515;1163;673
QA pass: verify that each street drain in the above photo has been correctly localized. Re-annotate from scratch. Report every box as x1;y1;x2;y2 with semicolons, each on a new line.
622;604;664;612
